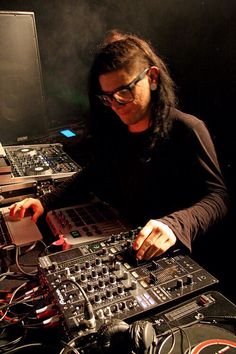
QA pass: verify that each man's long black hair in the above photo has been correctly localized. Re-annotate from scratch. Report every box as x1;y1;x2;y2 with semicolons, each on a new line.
88;31;178;159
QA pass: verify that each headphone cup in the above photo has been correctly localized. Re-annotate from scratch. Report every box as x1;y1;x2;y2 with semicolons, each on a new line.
97;319;130;353
129;320;157;354
97;319;157;354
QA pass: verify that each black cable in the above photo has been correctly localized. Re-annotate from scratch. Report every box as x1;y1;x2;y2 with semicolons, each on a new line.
0;323;26;352
156;317;176;354
60;340;81;354
53;279;96;329
15;246;38;277
3;342;43;353
176;326;192;354
0;295;43;312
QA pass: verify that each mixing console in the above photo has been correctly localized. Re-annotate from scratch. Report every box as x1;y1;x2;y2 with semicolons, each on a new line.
0;143;81;204
38;230;218;340
4;143;81;181
46;200;130;246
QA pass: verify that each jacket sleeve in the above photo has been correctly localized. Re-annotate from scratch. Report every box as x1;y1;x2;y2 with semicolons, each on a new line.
158;120;229;251
39;168;90;213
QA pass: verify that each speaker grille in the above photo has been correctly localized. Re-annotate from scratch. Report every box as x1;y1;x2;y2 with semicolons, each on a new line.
0;11;48;145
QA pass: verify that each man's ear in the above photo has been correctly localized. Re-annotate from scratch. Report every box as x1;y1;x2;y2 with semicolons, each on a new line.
148;66;159;90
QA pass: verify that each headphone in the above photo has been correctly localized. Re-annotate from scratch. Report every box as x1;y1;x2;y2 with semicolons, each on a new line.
97;318;158;354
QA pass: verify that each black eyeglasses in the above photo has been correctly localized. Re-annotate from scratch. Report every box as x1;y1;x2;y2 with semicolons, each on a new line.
97;68;149;106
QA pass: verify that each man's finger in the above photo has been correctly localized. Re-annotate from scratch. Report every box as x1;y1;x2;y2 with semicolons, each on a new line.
133;224;154;250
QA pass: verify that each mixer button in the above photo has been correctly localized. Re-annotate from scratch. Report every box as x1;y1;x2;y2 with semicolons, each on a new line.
118;301;127;310
124;263;131;269
131;271;139;279
96;309;105;319
70;230;81;238
104;306;112;317
111;303;120;313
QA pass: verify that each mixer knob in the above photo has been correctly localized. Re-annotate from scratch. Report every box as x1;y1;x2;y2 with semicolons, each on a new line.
186;274;194;285
74;264;81;273
128;230;134;238
87;284;94;292
109;275;116;284
91;270;98;279
131;280;138;290
85;261;91;269
80;273;87;282
51;262;58;270
102;266;109;275
106;289;113;299
98;279;105;288
114;261;121;271
117;285;125;295
123;271;129;280
108;254;115;263
126;239;133;248
176;278;184;288
111;235;116;243
95;258;102;266
94;294;101;303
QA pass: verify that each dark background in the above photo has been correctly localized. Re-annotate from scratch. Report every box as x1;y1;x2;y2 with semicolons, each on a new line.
0;0;235;301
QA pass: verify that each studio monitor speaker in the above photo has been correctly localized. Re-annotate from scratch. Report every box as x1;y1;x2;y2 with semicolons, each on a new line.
0;11;48;145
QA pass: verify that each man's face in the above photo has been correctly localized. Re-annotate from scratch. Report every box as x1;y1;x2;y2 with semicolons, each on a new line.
99;68;153;133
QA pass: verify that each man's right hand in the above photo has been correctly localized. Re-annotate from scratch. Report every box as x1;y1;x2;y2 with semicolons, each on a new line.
9;198;44;222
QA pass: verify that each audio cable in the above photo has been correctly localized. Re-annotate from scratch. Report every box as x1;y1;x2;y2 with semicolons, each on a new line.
53;278;96;330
